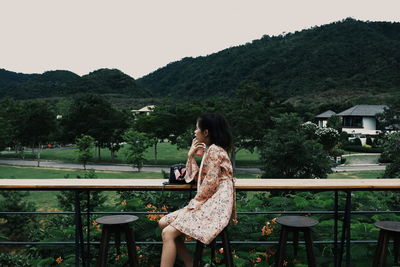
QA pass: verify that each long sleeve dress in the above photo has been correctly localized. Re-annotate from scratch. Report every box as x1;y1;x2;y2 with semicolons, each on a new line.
162;144;235;245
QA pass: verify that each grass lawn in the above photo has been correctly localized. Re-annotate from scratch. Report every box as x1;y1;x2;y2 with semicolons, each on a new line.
0;165;258;210
0;142;262;166
0;165;385;210
342;154;380;165
328;170;384;179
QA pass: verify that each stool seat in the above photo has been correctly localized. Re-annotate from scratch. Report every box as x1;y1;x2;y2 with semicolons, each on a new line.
96;215;139;267
373;220;400;267
276;216;319;267
375;221;400;233
277;216;319;228
96;215;138;225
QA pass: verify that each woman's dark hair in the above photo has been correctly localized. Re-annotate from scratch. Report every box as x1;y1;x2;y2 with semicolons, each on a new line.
197;113;233;153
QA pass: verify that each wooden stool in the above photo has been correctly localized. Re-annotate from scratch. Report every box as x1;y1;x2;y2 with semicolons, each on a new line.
96;215;139;267
372;221;400;267
276;216;319;267
193;227;234;267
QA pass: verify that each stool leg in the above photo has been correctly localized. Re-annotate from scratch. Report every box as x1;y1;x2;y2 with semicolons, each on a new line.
115;229;121;256
97;226;111;267
276;226;289;267
303;228;317;267
373;230;385;267
124;225;139;267
374;230;390;267
394;233;400;264
193;241;204;267
293;230;299;257
221;229;234;267
210;239;216;264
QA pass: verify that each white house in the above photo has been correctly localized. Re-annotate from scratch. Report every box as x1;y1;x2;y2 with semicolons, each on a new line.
131;105;155;116
337;105;388;136
315;110;336;127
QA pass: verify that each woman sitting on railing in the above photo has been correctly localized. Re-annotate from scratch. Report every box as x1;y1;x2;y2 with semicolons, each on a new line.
158;113;236;267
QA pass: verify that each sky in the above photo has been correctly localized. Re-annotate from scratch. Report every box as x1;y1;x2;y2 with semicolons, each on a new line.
1;0;400;79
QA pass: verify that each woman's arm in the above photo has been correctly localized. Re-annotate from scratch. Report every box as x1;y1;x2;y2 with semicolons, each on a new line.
184;155;199;183
187;146;230;209
184;138;204;183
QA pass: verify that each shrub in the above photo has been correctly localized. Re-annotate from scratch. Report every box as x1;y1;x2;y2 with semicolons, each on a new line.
366;137;373;146
351;137;362;146
0;253;32;267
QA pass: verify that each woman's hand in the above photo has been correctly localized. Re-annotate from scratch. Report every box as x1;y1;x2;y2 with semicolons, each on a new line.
188;138;205;158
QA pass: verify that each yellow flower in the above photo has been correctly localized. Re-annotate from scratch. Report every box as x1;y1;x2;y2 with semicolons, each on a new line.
121;200;127;206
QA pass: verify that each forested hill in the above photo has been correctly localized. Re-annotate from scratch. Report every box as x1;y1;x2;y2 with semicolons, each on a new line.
138;18;400;98
0;69;151;99
0;69;39;89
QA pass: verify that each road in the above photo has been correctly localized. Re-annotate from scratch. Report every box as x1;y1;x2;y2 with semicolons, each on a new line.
0;159;386;174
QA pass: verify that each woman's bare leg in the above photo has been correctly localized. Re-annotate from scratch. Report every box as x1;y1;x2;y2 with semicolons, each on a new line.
175;236;193;267
159;218;193;267
160;225;182;267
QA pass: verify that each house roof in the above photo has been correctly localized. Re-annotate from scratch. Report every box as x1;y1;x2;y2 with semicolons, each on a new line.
337;105;388;117
132;105;155;113
315;110;336;118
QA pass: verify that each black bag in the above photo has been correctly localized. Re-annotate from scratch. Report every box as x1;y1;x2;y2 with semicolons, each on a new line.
163;163;195;185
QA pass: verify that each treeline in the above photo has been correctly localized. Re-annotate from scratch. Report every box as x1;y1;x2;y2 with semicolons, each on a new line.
0;68;151;99
1;83;400;177
139;18;400;100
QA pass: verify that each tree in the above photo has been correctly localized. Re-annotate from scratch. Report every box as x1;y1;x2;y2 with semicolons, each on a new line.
381;132;400;178
75;134;95;170
0;116;12;151
123;130;152;172
0;98;26;156
327;115;342;132
134;106;176;164
259;113;332;178
18;100;57;166
315;127;340;153
61;94;128;160
199;82;276;169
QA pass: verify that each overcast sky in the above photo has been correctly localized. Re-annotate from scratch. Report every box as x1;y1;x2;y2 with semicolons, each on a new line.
1;0;399;79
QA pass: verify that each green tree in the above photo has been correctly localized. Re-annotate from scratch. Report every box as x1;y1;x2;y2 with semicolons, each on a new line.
18;100;57;166
61;94;128;160
315;127;340;153
326;114;342;132
259;113;332;178
199;82;275;168
382;132;400;178
0;116;12;151
0;98;26;157
75;134;95;170
123;129;152;172
134;106;176;164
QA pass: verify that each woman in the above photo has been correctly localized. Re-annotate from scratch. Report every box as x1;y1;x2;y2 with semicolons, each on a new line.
159;113;236;267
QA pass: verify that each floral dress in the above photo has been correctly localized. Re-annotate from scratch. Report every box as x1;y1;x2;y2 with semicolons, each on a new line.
162;144;236;244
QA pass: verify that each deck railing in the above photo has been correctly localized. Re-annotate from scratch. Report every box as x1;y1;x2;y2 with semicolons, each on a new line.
1;178;400;267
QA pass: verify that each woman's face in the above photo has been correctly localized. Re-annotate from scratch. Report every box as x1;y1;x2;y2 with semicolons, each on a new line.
195;121;208;144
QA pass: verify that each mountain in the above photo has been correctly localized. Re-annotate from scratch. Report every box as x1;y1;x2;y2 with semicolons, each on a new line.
0;69;39;89
0;69;151;99
138;18;400;99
